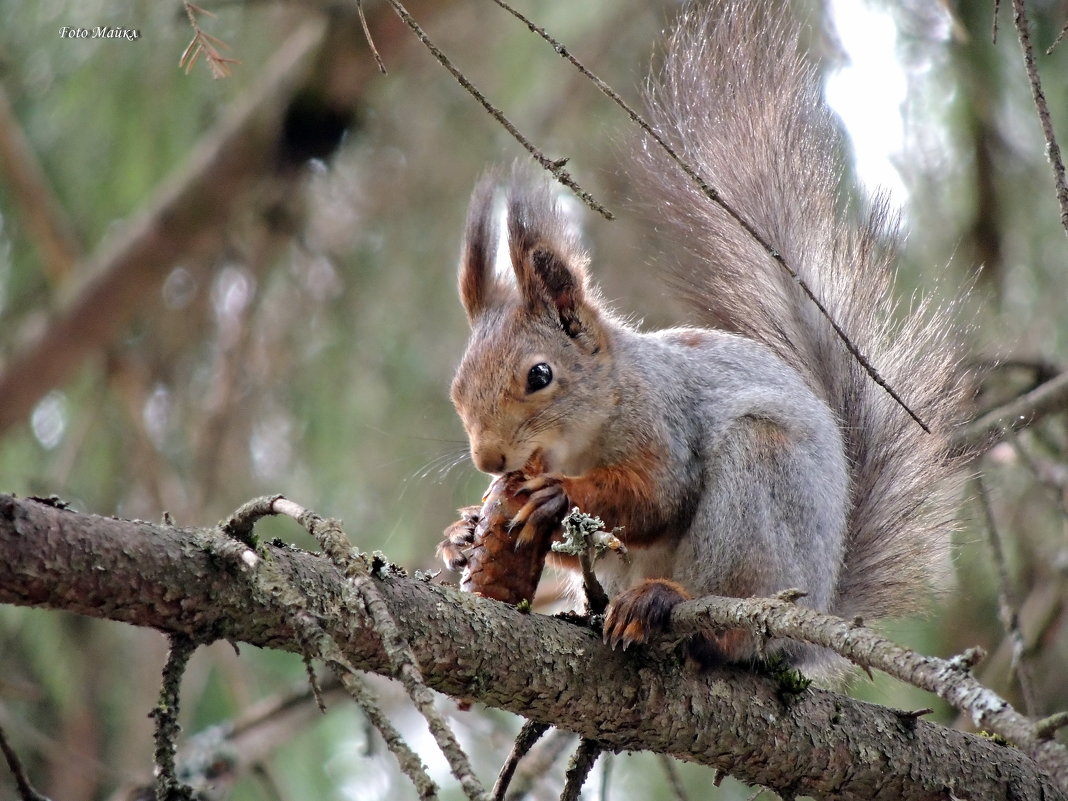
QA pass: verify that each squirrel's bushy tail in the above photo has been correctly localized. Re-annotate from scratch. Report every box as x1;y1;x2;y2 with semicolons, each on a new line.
632;2;970;621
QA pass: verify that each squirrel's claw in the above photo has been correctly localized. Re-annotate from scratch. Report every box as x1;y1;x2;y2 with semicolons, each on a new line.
602;579;692;650
437;505;481;571
511;475;569;546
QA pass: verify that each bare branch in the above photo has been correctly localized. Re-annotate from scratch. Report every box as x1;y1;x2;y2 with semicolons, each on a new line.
560;739;601;801
975;474;1039;714
0;17;328;438
954;369;1068;454
383;0;612;220
220;495;489;801
0;722;51;801
500;730;575;801
669;593;1068;788
492;721;550;801
335;671;440;800
153;634;198;801
1011;0;1068;237
0;87;82;282
1;494;1064;800
490;0;930;433
354;0;387;74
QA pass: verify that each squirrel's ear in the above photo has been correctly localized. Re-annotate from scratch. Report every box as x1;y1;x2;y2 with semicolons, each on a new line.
506;178;591;338
458;175;502;323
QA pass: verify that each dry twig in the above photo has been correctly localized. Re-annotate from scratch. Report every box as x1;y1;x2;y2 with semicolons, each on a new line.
955;369;1068;453
0;722;50;801
1010;0;1068;236
492;721;550;801
560;739;602;801
226;496;489;801
180;2;240;79
490;0;930;433
975;475;1039;714
153;634;198;801
382;0;612;220
354;0;387;74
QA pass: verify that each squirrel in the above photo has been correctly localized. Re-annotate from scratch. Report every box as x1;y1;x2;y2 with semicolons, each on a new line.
438;1;969;674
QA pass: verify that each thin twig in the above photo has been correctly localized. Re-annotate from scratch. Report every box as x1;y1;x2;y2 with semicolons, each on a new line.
336;671;440;800
993;0;1002;43
219;497;443;798
1010;436;1068;517
261;496;490;801
1038;712;1068;739
974;475;1039;715
154;633;198;801
1047;18;1068;54
658;754;689;801
355;0;387;73
181;1;240;78
501;729;576;801
489;0;929;433
492;721;550;801
0;722;50;801
598;751;612;801
954;369;1068;454
1011;0;1068;237
383;0;612;220
303;655;328;714
560;739;602;801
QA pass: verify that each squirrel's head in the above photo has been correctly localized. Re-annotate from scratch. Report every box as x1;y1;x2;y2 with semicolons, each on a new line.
450;171;616;477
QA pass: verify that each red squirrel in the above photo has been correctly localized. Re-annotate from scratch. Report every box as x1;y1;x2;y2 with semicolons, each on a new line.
439;1;968;675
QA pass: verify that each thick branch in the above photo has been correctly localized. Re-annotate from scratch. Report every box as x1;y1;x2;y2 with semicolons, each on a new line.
0;17;325;437
0;0;449;439
0;494;1063;801
671;594;1068;789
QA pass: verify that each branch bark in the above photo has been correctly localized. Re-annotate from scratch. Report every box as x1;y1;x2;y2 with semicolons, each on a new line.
0;494;1064;801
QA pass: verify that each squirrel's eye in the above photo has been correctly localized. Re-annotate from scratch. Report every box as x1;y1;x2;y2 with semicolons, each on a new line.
526;363;553;393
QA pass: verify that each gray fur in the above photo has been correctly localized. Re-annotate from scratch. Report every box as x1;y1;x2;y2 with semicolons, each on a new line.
451;1;968;675
632;2;969;622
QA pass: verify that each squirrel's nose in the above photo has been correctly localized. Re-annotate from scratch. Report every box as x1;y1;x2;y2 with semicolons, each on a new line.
471;444;508;474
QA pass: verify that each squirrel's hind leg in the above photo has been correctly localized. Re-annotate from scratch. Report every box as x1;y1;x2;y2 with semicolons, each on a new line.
602;578;753;665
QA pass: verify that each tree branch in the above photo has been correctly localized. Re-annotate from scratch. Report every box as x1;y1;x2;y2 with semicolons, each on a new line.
954;369;1068;454
0;16;326;437
670;593;1068;790
0;0;448;439
0;86;82;283
0;494;1064;801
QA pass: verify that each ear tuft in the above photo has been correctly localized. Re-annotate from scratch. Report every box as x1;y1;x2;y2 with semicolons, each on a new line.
505;169;590;335
458;172;501;322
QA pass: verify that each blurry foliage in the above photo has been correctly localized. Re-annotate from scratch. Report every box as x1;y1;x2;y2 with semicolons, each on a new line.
0;0;1066;799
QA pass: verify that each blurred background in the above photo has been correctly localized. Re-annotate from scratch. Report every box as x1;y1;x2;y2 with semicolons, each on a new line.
1;0;1066;799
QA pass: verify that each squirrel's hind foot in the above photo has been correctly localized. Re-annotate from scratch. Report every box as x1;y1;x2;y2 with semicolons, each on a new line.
603;579;755;666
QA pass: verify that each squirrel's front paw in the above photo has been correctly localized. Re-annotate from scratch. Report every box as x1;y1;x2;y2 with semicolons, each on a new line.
511;473;569;546
436;505;481;571
602;578;691;650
